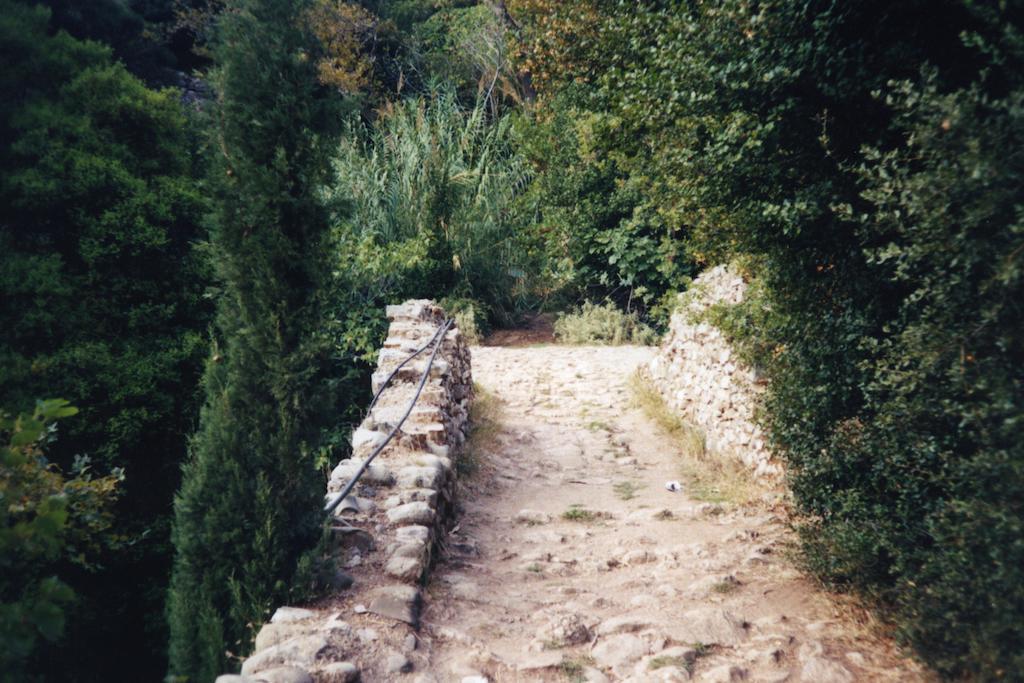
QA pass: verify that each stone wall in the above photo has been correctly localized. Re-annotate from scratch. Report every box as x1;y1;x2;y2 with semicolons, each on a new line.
645;266;782;478
219;300;472;683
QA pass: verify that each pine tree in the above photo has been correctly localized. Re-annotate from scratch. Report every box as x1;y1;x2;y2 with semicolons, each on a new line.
166;0;345;678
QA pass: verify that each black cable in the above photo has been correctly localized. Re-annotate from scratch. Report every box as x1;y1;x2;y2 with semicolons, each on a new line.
324;318;454;517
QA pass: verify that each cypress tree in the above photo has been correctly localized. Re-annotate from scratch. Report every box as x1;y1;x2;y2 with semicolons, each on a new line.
166;0;345;679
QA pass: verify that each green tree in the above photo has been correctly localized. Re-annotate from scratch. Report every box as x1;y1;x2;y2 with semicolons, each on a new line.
0;2;208;679
166;0;347;678
415;3;526;113
508;2;698;321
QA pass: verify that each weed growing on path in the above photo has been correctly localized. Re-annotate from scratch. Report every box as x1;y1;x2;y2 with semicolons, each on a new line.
649;655;688;671
554;301;658;345
561;655;595;681
613;480;641;500
692;642;712;658
562;504;597;522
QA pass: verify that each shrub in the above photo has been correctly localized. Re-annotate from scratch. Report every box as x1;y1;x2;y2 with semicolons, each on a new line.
0;400;121;678
554;301;657;346
686;4;1022;677
440;296;490;345
678;7;1024;676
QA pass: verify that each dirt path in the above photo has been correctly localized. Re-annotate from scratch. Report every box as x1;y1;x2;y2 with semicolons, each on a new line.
416;344;929;683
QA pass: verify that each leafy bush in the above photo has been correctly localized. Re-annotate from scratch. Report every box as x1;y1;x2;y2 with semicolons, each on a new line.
676;7;1023;676
554;301;657;346
440;296;490;345
821;45;1024;674
1;400;121;679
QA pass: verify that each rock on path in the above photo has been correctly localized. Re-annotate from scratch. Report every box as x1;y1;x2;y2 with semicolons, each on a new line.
416;345;930;682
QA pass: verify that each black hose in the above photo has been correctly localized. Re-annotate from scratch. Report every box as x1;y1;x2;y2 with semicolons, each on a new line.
324;318;454;517
365;318;450;416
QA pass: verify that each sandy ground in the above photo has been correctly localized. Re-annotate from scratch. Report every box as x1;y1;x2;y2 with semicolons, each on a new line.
415;344;930;683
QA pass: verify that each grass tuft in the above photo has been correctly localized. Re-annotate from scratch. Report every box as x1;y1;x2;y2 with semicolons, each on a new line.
461;382;502;476
560;655;595;681
562;504;597;522
648;655;687;670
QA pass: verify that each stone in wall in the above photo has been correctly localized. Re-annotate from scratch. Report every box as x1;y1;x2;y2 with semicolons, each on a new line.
220;300;473;682
646;266;782;478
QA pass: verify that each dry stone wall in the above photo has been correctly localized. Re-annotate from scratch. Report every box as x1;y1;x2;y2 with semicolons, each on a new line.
646;266;782;478
218;300;472;683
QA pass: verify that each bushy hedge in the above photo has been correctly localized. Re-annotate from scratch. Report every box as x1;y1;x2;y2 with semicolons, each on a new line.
514;0;1024;677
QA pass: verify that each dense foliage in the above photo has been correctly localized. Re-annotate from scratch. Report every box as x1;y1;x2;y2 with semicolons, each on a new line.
514;92;693;320
327;90;534;330
0;2;207;678
512;0;1024;676
165;0;348;678
0;400;121;681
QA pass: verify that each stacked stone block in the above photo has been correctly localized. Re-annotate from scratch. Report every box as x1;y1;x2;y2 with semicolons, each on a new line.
646;266;782;478
221;300;472;682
